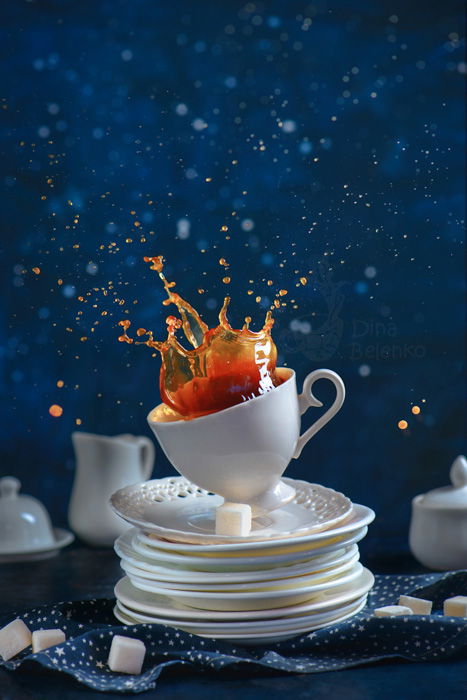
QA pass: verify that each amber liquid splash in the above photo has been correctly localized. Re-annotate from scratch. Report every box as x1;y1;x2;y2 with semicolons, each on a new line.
118;256;282;419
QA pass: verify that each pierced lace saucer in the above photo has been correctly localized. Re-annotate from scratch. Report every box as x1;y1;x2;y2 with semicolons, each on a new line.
110;476;353;545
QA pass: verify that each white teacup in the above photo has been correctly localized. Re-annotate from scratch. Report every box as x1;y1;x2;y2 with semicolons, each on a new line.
147;367;345;515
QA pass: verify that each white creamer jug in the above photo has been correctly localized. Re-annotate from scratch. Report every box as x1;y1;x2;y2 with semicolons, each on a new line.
409;455;467;570
68;432;155;546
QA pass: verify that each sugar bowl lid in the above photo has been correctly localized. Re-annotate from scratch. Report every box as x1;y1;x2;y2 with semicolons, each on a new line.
415;456;467;510
0;476;56;553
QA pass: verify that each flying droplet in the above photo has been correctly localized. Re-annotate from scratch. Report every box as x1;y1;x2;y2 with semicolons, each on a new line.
49;404;63;418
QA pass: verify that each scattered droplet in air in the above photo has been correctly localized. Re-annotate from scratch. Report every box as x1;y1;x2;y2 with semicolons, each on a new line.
176;218;191;239
398;420;408;430
412;406;421;415
49;404;63;418
241;219;254;231
281;119;297;133
364;266;377;279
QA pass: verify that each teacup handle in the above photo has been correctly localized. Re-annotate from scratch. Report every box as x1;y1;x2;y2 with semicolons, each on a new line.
293;369;345;459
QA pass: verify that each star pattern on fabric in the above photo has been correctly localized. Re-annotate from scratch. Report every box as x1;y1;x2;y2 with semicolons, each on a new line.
0;572;466;692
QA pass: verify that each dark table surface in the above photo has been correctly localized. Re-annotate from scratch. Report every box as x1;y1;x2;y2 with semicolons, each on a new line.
1;544;466;700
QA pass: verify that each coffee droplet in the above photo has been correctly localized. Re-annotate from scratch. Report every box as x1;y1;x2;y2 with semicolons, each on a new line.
411;406;421;415
222;276;231;284
398;420;408;430
49;404;63;418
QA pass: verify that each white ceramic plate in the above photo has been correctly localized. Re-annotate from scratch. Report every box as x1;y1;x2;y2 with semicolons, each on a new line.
110;476;353;544
113;599;367;645
114;567;374;621
125;549;360;594
0;528;75;563
120;526;368;572
128;562;364;612
136;502;374;553
114;595;367;633
114;594;368;637
118;543;359;586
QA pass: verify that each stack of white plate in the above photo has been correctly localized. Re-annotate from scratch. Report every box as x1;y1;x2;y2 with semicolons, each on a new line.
110;476;375;645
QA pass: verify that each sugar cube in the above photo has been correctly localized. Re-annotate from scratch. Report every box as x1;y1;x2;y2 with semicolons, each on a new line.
215;502;252;536
398;595;432;615
0;619;32;661
374;605;413;617
32;629;66;653
443;596;467;617
107;634;146;675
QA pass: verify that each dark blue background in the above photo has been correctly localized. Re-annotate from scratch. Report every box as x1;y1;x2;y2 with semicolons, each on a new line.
1;0;465;553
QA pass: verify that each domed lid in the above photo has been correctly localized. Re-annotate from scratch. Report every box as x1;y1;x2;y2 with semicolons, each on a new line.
0;476;56;553
415;456;467;510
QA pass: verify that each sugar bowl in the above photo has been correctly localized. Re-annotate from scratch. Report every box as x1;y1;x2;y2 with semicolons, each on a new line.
409;455;467;570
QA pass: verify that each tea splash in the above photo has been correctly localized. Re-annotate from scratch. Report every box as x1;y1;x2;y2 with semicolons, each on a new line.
118;256;282;419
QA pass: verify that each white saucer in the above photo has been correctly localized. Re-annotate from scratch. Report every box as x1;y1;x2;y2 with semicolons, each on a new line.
132;502;374;553
128;563;364;612
114;568;374;621
110;476;352;544
113;595;368;643
126;549;360;595
135;501;372;552
118;525;368;572
118;544;359;585
0;528;74;563
114;593;367;633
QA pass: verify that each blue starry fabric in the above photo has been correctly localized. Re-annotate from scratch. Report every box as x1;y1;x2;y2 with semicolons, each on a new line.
1;572;467;694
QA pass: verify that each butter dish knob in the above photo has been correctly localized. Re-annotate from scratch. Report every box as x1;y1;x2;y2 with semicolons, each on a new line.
450;455;467;488
0;476;21;499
